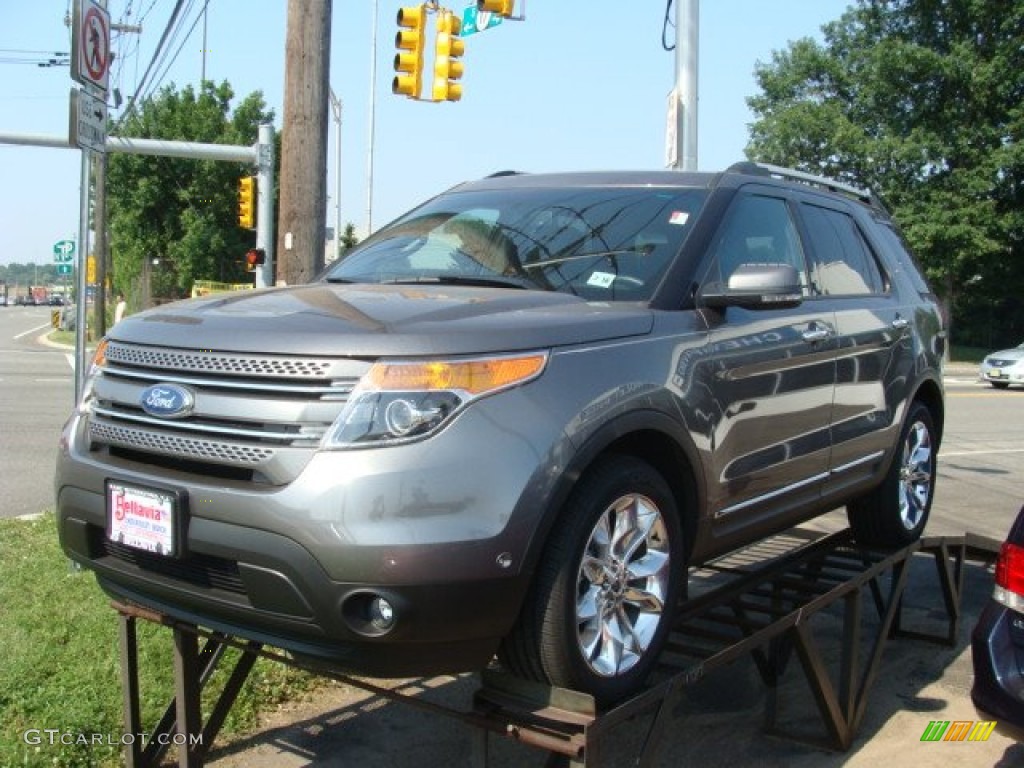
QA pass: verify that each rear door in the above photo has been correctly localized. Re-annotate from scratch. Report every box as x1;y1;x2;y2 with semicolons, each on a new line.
794;197;909;497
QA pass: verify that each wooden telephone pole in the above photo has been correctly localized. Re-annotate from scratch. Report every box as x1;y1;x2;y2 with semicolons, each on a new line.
278;0;333;285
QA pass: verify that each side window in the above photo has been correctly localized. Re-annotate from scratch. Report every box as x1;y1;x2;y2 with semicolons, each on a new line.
800;203;885;295
707;194;810;295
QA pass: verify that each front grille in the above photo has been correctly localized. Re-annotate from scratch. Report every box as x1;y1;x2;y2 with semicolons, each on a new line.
85;341;372;485
91;421;275;465
97;536;246;596
104;344;335;379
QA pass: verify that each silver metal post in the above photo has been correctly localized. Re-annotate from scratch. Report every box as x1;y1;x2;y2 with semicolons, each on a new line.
330;88;343;263
674;0;699;171
366;0;378;235
74;148;91;403
256;123;276;288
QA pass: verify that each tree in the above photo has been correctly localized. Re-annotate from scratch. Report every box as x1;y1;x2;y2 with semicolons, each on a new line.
746;0;1024;348
340;222;360;251
106;81;275;301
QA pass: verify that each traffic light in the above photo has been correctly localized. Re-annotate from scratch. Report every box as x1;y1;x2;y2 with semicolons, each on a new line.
244;248;266;271
238;176;256;229
477;0;514;16
393;5;427;98
432;11;465;102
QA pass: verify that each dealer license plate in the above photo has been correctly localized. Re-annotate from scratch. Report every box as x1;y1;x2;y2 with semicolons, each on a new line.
107;482;177;556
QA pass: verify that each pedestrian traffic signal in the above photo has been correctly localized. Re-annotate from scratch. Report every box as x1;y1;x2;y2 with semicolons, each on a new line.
244;248;266;271
393;5;427;98
432;11;465;102
477;0;514;16
238;176;256;229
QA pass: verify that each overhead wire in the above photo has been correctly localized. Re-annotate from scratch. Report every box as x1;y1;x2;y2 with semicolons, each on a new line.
111;0;187;132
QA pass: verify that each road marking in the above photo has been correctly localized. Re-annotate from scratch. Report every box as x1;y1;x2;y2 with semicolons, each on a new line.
941;448;1024;457
65;353;76;371
946;391;1021;397
35;378;73;383
13;322;52;340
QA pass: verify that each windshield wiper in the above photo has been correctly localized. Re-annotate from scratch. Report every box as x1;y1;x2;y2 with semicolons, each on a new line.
523;245;652;269
385;275;530;289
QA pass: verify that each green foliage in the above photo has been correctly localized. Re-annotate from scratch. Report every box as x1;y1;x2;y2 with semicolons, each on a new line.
341;222;360;250
0;514;319;767
107;82;276;301
746;0;1024;347
0;263;60;287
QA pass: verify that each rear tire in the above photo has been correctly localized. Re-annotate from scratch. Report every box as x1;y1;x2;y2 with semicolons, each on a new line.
847;401;937;548
498;456;684;706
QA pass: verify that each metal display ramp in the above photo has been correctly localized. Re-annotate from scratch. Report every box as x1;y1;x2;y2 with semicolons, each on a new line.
111;527;996;767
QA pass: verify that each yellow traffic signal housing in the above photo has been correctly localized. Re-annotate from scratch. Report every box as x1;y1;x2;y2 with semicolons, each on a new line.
393;5;427;98
238;176;256;229
432;11;465;102
477;0;514;17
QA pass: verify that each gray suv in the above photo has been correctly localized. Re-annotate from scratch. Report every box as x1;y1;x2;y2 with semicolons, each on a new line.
56;164;945;704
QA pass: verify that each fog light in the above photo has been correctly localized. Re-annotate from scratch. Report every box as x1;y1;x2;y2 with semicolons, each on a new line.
369;596;395;631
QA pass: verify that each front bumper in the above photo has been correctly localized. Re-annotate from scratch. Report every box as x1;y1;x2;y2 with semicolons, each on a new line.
55;390;564;676
980;364;1024;385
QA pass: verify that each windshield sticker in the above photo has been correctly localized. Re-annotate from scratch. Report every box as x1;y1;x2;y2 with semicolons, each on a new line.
668;211;690;226
587;271;616;288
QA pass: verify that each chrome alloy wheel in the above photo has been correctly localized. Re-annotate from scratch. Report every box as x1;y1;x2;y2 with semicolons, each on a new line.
898;420;934;531
575;493;672;677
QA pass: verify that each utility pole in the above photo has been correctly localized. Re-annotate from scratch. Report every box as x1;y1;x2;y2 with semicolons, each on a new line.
669;0;698;171
366;0;379;235
278;0;333;285
329;88;342;263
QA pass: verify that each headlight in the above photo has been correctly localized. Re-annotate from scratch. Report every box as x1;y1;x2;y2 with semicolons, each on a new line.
323;352;548;449
77;338;109;414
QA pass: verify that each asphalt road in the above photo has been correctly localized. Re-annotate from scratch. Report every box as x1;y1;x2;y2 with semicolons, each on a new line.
0;304;77;519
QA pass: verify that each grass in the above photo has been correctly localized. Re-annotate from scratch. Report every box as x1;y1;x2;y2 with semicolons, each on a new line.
0;513;321;768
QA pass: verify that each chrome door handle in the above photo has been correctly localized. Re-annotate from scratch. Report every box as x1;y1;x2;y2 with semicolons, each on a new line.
802;326;832;343
892;315;909;330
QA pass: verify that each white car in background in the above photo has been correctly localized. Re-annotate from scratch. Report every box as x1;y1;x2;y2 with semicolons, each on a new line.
980;342;1024;389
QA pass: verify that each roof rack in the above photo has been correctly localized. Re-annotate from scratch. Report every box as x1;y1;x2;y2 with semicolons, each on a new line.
727;161;876;206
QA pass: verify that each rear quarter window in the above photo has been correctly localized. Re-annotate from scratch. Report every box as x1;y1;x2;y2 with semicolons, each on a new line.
800;203;886;295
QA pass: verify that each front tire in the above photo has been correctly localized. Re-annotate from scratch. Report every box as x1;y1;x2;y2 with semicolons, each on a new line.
990;381;1010;390
847;401;937;548
499;456;684;706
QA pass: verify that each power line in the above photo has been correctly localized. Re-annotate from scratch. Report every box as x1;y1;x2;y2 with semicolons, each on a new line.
112;0;187;132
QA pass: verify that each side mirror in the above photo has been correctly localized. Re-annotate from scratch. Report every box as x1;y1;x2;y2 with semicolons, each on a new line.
701;263;803;309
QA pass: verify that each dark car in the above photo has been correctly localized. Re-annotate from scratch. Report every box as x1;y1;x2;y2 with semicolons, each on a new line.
972;505;1024;737
56;164;945;705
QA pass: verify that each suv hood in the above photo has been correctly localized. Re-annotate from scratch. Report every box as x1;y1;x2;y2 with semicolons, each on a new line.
110;283;654;356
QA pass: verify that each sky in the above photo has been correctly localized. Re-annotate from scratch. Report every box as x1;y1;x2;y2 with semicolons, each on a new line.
0;0;854;267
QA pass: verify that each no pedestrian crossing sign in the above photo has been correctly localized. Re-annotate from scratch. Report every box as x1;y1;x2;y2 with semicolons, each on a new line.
71;0;111;93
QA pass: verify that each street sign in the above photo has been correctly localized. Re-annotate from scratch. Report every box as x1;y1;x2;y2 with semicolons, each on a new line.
70;0;111;93
56;264;74;276
53;240;76;261
70;88;108;154
460;5;502;36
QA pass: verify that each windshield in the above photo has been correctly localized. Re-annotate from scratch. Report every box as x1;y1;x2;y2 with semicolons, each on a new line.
324;185;707;301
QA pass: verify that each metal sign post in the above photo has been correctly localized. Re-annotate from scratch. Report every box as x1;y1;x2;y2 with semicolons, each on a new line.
69;0;111;402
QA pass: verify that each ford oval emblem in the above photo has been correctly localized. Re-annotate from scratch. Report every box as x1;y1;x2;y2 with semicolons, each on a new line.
140;383;195;419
